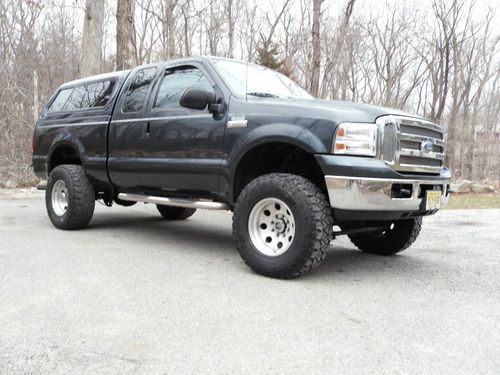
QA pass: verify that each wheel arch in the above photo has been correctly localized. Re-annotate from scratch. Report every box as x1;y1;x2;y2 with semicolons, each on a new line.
47;134;85;174
229;132;329;204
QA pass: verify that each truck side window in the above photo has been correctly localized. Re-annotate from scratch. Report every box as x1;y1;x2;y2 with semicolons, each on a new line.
48;88;73;112
153;66;212;110
48;80;116;112
86;81;117;107
122;67;157;113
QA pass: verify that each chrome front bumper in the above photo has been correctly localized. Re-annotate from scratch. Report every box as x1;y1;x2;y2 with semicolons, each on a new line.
325;175;450;211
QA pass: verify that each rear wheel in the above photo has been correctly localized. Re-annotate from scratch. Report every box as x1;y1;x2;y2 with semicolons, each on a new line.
156;205;196;220
233;173;333;279
46;165;95;230
348;218;422;255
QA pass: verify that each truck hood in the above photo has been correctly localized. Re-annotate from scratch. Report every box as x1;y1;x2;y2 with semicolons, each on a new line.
246;97;425;124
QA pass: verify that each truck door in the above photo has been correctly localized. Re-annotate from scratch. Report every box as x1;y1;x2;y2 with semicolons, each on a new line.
108;65;159;188
140;63;226;196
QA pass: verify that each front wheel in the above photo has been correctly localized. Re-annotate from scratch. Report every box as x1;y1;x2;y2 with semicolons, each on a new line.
233;173;333;279
46;165;95;230
348;218;422;255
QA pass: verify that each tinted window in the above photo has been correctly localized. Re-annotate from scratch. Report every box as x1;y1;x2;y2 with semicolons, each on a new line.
122;67;157;113
64;85;89;110
154;66;212;109
48;88;72;112
48;80;116;112
87;81;117;107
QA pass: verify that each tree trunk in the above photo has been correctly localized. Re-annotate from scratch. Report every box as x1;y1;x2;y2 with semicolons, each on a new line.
227;0;234;58
164;0;176;59
116;0;136;70
309;0;322;97
33;70;38;122
79;0;104;77
319;0;356;99
208;2;217;55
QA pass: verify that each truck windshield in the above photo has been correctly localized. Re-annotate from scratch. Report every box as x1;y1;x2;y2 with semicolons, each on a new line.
210;58;313;100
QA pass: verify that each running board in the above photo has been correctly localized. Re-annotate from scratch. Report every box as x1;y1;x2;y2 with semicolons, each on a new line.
117;193;230;211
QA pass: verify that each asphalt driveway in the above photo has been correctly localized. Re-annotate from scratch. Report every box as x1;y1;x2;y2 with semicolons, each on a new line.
1;191;499;374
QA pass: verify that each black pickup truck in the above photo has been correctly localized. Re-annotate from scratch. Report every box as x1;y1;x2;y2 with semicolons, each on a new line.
33;56;450;278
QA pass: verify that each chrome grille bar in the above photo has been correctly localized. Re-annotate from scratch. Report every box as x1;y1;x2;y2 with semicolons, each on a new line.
377;115;445;174
399;133;445;146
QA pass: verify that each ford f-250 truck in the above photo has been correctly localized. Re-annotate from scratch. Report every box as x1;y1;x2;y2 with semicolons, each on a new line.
33;56;451;278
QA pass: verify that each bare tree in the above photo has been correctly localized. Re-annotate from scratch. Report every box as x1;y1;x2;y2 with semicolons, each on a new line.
79;0;105;76
163;0;178;58
1;0;500;186
116;0;137;70
240;1;259;60
226;0;235;58
426;0;465;123
255;0;292;71
320;0;356;99
309;0;322;97
364;5;424;108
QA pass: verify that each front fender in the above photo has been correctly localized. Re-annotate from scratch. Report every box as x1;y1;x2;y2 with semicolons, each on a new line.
228;123;328;167
223;123;331;204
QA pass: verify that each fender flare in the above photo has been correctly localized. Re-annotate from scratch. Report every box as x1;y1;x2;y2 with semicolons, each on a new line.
47;133;86;173
227;123;328;201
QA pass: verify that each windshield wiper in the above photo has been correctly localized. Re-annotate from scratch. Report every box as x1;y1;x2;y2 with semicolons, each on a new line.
246;92;280;98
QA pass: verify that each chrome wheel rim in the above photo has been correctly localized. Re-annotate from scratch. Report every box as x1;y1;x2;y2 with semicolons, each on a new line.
51;179;68;216
248;198;296;257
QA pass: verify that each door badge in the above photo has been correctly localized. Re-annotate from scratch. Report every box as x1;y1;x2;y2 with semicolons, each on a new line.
227;115;248;128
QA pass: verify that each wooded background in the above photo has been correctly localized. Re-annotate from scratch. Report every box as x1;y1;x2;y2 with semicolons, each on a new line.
0;0;498;186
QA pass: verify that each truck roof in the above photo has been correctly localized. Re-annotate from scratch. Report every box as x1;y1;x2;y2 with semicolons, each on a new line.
59;69;131;89
57;56;212;90
56;56;259;91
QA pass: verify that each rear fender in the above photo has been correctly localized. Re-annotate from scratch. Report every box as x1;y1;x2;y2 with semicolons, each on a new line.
47;133;86;173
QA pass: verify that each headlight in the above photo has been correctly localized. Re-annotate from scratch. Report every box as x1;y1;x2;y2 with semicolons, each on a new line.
332;123;378;156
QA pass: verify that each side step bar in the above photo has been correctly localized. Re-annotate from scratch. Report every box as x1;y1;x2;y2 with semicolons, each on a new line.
117;193;230;211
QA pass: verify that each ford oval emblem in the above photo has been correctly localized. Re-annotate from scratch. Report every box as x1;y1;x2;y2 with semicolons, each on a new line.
421;140;434;153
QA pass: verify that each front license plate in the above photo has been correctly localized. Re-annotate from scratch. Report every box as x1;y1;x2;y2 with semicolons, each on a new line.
426;191;442;210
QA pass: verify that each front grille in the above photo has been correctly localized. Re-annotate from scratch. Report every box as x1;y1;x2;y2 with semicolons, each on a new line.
399;155;442;167
400;140;444;153
400;124;443;140
379;116;445;173
382;123;395;161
